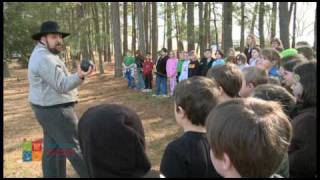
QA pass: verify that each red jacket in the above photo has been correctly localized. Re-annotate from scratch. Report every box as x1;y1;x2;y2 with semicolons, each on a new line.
143;59;154;75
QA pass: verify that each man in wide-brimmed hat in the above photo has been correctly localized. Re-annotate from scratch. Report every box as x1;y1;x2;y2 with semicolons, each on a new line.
28;21;91;178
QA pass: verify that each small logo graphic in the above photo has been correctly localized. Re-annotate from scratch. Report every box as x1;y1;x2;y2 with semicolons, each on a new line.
22;138;43;162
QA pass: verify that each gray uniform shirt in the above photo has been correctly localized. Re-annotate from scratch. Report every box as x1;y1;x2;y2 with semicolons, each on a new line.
28;43;83;106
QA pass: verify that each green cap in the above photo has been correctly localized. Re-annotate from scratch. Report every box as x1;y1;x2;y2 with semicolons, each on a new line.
280;48;298;59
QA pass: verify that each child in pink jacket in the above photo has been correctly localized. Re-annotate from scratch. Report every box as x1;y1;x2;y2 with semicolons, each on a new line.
166;51;178;96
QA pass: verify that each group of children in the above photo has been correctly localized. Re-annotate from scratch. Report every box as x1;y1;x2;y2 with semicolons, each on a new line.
79;36;316;178
122;47;238;97
122;50;154;92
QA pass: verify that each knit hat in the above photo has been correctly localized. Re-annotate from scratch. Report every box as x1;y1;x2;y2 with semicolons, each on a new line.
78;104;151;178
280;48;298;59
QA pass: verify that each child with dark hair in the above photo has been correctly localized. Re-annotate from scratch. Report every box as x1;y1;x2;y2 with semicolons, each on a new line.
296;46;314;61
249;47;261;66
135;50;145;90
199;49;215;76
252;84;296;119
289;60;317;177
256;48;281;79
142;52;154;92
252;84;295;177
279;56;306;93
207;64;244;103
188;50;200;77
154;48;169;97
78;104;152;178
239;66;268;98
206;97;292;178
160;76;221;178
295;41;311;48
211;50;225;67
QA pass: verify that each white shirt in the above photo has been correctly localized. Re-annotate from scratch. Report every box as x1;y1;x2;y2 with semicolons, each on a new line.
178;60;190;82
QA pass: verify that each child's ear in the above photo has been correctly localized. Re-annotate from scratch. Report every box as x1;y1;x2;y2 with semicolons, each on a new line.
218;86;224;96
248;83;255;89
222;153;232;171
176;106;186;118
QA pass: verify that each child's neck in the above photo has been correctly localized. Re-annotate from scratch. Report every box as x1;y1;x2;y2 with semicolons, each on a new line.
183;123;206;133
223;171;241;178
218;94;232;104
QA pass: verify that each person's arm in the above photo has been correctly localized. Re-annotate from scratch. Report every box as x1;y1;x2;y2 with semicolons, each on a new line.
122;62;127;69
196;61;201;76
38;54;84;94
198;59;205;75
166;61;171;77
160;146;187;178
173;61;178;76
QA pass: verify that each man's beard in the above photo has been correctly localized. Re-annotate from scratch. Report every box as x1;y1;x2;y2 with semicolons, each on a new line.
48;47;61;55
45;38;62;55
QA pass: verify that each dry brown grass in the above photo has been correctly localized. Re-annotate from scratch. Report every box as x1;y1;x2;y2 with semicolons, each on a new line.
3;62;182;177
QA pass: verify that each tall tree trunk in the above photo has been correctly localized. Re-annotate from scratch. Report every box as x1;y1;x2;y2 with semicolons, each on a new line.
136;2;146;55
86;4;95;65
132;2;136;53
173;2;181;52
259;2;265;48
106;2;111;62
288;2;295;24
67;6;71;32
163;8;166;48
199;2;204;57
279;2;290;49
4;60;10;78
102;3;107;62
223;2;233;52
212;3;219;50
240;2;245;52
144;2;149;53
92;2;104;74
180;2;187;51
314;3;317;51
250;2;259;34
291;2;297;48
271;2;277;40
148;2;152;53
187;2;195;51
111;2;122;77
123;2;128;55
167;2;172;50
204;2;210;48
151;2;158;62
80;4;89;60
